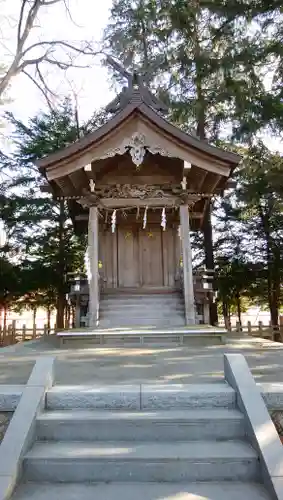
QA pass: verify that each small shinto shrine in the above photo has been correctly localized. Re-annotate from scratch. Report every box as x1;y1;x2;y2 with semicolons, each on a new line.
37;69;240;330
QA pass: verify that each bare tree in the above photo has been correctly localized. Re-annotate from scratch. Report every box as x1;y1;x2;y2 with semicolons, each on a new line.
0;0;99;107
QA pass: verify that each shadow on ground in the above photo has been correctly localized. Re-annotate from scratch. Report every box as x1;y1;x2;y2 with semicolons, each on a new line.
0;336;283;385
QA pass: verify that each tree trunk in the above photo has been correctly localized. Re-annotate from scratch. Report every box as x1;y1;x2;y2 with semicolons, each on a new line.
140;3;149;73
228;304;231;328
271;252;280;341
222;300;230;331
71;305;76;328
3;305;7;337
236;292;242;327
0;58;21;98
193;18;218;326
56;199;66;329
64;304;71;329
32;307;37;329
47;306;51;333
202;206;218;325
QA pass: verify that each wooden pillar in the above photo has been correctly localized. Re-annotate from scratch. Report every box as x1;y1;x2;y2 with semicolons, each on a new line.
180;205;195;325
88;206;99;328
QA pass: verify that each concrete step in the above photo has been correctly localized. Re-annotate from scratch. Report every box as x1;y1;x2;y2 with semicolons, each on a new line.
99;319;185;326
99;305;185;313
99;318;186;328
100;299;184;310
99;311;185;319
101;295;184;301
11;481;272;500
23;440;259;482
99;291;185;328
101;293;183;299
46;384;236;410
37;408;245;441
100;297;184;306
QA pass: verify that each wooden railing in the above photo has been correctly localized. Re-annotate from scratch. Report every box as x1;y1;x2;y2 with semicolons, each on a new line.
0;321;55;347
227;321;283;342
2;318;283;347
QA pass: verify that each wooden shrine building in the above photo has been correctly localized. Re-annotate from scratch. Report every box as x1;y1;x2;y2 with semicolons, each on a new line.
37;70;240;329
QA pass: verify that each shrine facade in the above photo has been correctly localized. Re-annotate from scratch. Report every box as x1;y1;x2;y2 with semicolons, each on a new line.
37;72;240;329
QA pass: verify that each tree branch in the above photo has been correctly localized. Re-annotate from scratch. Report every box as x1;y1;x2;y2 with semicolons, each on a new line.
0;0;101;103
18;50;52;71
21;40;100;59
35;62;57;98
17;0;41;53
22;69;54;111
17;0;29;47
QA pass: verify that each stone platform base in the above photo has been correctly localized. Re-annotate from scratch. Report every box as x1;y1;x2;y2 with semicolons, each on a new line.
55;326;227;348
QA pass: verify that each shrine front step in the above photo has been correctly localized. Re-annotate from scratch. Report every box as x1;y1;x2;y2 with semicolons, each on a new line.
99;291;186;329
56;329;226;348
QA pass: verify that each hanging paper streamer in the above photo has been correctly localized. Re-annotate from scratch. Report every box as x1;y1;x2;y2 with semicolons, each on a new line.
89;179;95;192
143;206;148;229
111;209;117;233
136;206;140;220
178;225;182;239
161;207;166;231
181;176;187;190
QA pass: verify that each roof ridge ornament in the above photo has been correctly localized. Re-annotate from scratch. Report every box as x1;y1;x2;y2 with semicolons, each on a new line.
104;55;168;115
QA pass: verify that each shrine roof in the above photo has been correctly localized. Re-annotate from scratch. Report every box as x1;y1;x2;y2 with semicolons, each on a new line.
36;89;240;173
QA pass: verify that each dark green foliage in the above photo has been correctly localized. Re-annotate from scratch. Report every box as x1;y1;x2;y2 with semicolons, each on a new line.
0;99;87;328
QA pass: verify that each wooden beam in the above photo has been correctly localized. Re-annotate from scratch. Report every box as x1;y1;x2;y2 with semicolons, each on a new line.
99;197;181;208
55;176;75;196
198;171;208;192
204;174;221;194
68;173;81;193
225;179;237;189
180;205;196;325
191;212;204;219
40;184;52;193
68;169;88;190
75;210;204;221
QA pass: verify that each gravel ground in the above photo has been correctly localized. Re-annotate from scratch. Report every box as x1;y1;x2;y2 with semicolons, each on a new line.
0;412;13;443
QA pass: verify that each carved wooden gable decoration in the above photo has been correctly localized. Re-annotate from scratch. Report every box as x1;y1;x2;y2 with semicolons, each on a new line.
36;64;241;208
38;102;239;182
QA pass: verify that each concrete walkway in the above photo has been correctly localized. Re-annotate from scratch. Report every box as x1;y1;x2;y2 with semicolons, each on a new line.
0;336;283;385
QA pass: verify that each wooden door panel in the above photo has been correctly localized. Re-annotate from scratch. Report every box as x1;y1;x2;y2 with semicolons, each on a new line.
99;229;119;288
140;227;164;286
117;227;139;287
162;228;177;287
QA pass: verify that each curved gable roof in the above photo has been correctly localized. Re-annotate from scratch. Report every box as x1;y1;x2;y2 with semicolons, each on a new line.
36;98;240;172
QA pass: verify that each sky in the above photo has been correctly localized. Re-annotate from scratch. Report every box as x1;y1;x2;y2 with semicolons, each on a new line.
1;0;115;127
0;0;283;153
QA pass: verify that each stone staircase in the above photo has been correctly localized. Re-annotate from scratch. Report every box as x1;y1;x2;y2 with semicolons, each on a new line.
98;290;186;328
12;383;271;499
